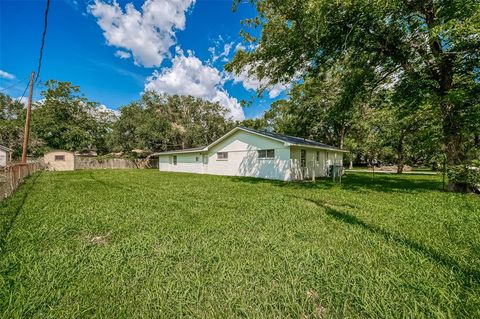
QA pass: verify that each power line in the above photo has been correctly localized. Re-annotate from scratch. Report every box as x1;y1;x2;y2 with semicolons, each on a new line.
35;0;51;83
16;81;30;104
0;76;29;92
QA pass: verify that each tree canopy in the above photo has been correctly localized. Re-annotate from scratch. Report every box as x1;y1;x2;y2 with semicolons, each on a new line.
0;93;26;158
1;81;236;159
227;0;480;167
31;80;116;154
109;92;234;153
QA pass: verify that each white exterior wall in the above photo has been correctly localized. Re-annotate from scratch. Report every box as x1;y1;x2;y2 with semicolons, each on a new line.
158;131;293;181
159;152;204;174
290;147;344;180
156;129;345;181
0;149;7;167
206;131;291;181
44;151;75;171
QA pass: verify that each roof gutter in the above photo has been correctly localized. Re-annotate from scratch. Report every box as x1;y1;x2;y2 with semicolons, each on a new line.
287;143;349;153
152;148;207;156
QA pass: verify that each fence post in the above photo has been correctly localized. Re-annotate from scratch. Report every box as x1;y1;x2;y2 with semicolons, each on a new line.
0;161;43;201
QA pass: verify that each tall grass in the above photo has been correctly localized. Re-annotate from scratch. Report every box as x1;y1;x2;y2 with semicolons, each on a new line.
1;170;479;318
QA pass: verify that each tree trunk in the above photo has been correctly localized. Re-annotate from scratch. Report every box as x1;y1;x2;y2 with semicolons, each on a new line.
338;127;345;150
441;100;466;191
416;1;464;191
349;160;353;169
442;107;464;166
396;132;405;174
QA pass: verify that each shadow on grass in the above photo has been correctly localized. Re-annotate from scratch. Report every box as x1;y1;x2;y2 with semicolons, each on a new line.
0;172;42;254
228;172;443;194
88;171;136;192
294;195;480;285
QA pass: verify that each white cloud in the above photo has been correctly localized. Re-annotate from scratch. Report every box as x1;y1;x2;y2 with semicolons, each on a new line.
209;42;234;63
234;43;245;52
0;70;15;80
89;0;195;67
145;48;244;120
114;50;131;59
230;66;289;98
234;42;258;53
17;97;28;105
97;104;121;118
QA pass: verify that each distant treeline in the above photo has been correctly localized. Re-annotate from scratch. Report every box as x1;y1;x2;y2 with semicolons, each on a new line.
0;80;235;159
1;76;478;173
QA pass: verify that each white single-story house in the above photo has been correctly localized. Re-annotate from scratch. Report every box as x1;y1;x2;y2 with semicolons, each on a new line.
155;127;347;181
0;145;13;167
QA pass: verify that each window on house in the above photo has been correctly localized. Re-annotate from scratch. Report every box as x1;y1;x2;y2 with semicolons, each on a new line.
54;155;65;161
173;155;177;165
217;152;228;160
258;149;275;159
316;151;320;162
195;156;199;162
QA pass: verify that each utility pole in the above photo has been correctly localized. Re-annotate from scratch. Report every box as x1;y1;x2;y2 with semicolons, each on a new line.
21;71;35;164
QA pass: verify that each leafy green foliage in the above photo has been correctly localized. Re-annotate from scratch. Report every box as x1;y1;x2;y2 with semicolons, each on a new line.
263;62;373;149
228;0;480;166
257;69;443;169
1;171;479;317
31;80;115;154
0;94;26;158
238;117;268;130
448;164;480;188
109;92;234;152
1;84;235;158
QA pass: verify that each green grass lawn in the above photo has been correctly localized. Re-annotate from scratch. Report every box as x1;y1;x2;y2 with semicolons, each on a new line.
1;170;479;318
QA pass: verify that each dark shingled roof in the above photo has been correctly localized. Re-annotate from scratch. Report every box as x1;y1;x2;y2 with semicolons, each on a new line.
239;127;342;150
172;146;205;152
153;126;345;156
151;146;206;155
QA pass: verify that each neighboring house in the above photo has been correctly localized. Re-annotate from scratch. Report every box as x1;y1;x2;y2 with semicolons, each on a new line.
44;151;75;171
0;145;13;167
155;127;347;181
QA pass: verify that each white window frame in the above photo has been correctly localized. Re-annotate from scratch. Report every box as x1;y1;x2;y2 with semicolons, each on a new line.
217;152;228;160
258;149;275;159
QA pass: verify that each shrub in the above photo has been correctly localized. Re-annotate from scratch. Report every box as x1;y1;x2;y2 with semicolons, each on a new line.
448;163;480;192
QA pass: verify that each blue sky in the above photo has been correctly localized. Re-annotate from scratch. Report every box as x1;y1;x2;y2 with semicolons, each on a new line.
0;0;286;119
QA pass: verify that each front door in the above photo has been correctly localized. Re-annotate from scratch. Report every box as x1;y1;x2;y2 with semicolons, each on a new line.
300;149;306;179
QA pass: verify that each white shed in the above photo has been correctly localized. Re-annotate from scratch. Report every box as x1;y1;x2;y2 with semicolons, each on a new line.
155;127;347;181
0;145;13;167
44;150;75;171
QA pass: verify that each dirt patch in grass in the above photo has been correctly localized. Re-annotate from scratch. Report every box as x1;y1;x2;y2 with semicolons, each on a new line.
86;231;111;245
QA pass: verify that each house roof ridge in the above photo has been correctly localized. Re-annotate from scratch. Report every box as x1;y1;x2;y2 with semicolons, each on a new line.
238;126;343;151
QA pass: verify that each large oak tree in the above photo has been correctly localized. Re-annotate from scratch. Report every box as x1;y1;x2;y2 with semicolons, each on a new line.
227;0;480;173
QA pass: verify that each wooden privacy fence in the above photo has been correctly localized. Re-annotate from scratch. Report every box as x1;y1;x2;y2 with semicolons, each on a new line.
0;162;43;201
74;157;158;170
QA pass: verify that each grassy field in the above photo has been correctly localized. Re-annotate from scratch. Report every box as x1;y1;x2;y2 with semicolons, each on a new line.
1;170;479;318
